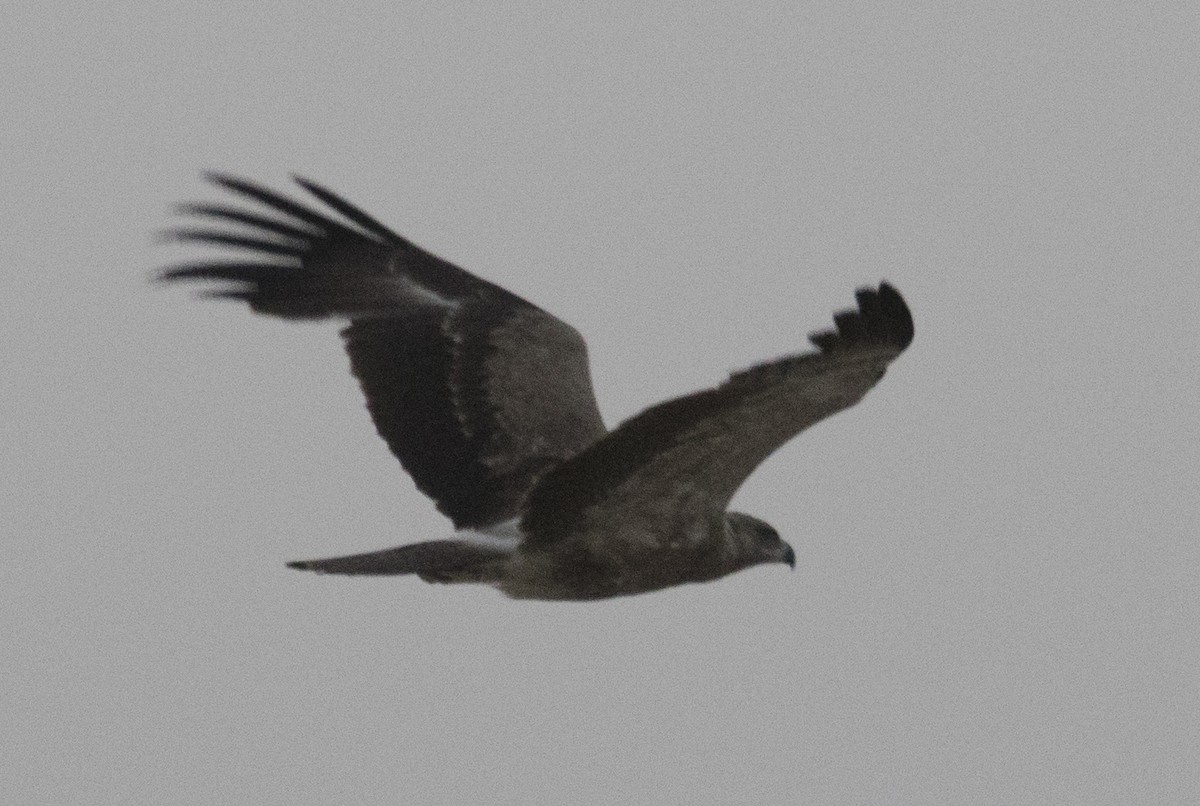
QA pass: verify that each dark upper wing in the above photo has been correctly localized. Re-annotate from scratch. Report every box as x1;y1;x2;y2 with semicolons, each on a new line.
520;283;913;549
161;174;607;528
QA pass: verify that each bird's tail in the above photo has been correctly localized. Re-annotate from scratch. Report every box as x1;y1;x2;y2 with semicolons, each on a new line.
287;539;507;583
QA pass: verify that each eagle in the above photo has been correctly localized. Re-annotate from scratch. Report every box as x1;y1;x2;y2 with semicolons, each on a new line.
162;175;914;600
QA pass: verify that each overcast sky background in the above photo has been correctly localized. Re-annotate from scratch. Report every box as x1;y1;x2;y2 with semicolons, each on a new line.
4;3;1198;804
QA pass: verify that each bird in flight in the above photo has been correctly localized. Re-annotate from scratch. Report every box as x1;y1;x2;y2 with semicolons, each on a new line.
162;175;914;600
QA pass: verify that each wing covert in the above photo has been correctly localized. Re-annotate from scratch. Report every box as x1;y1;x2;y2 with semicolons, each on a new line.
520;283;913;550
161;175;607;527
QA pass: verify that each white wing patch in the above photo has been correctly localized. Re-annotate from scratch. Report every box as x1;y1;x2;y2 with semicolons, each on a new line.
455;518;522;553
390;267;461;310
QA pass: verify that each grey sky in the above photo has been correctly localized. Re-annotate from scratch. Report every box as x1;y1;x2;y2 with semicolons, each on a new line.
4;2;1197;804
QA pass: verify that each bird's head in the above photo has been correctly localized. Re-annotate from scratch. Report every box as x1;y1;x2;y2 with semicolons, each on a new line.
725;511;795;570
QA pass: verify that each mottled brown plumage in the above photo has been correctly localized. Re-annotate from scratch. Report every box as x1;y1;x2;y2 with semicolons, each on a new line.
162;175;913;600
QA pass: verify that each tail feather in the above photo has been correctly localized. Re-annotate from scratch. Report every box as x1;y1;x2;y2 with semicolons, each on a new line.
287;539;507;583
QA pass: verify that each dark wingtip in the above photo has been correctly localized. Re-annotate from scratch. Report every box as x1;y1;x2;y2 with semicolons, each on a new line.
875;282;914;349
202;170;245;189
291;175;399;241
808;282;914;353
157;264;203;282
286;560;316;572
200;171;246;197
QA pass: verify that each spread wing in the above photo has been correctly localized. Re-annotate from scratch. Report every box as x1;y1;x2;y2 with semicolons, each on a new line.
161;174;607;528
521;283;913;550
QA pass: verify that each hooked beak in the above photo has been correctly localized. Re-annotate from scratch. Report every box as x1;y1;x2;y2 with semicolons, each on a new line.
781;542;796;570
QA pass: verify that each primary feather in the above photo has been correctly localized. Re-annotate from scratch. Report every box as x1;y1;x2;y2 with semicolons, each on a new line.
163;175;913;600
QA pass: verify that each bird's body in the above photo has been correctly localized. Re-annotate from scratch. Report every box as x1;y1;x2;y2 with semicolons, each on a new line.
163;175;913;600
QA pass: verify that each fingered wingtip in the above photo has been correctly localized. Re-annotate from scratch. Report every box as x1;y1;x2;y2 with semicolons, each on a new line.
809;281;914;354
875;281;914;349
201;170;241;189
